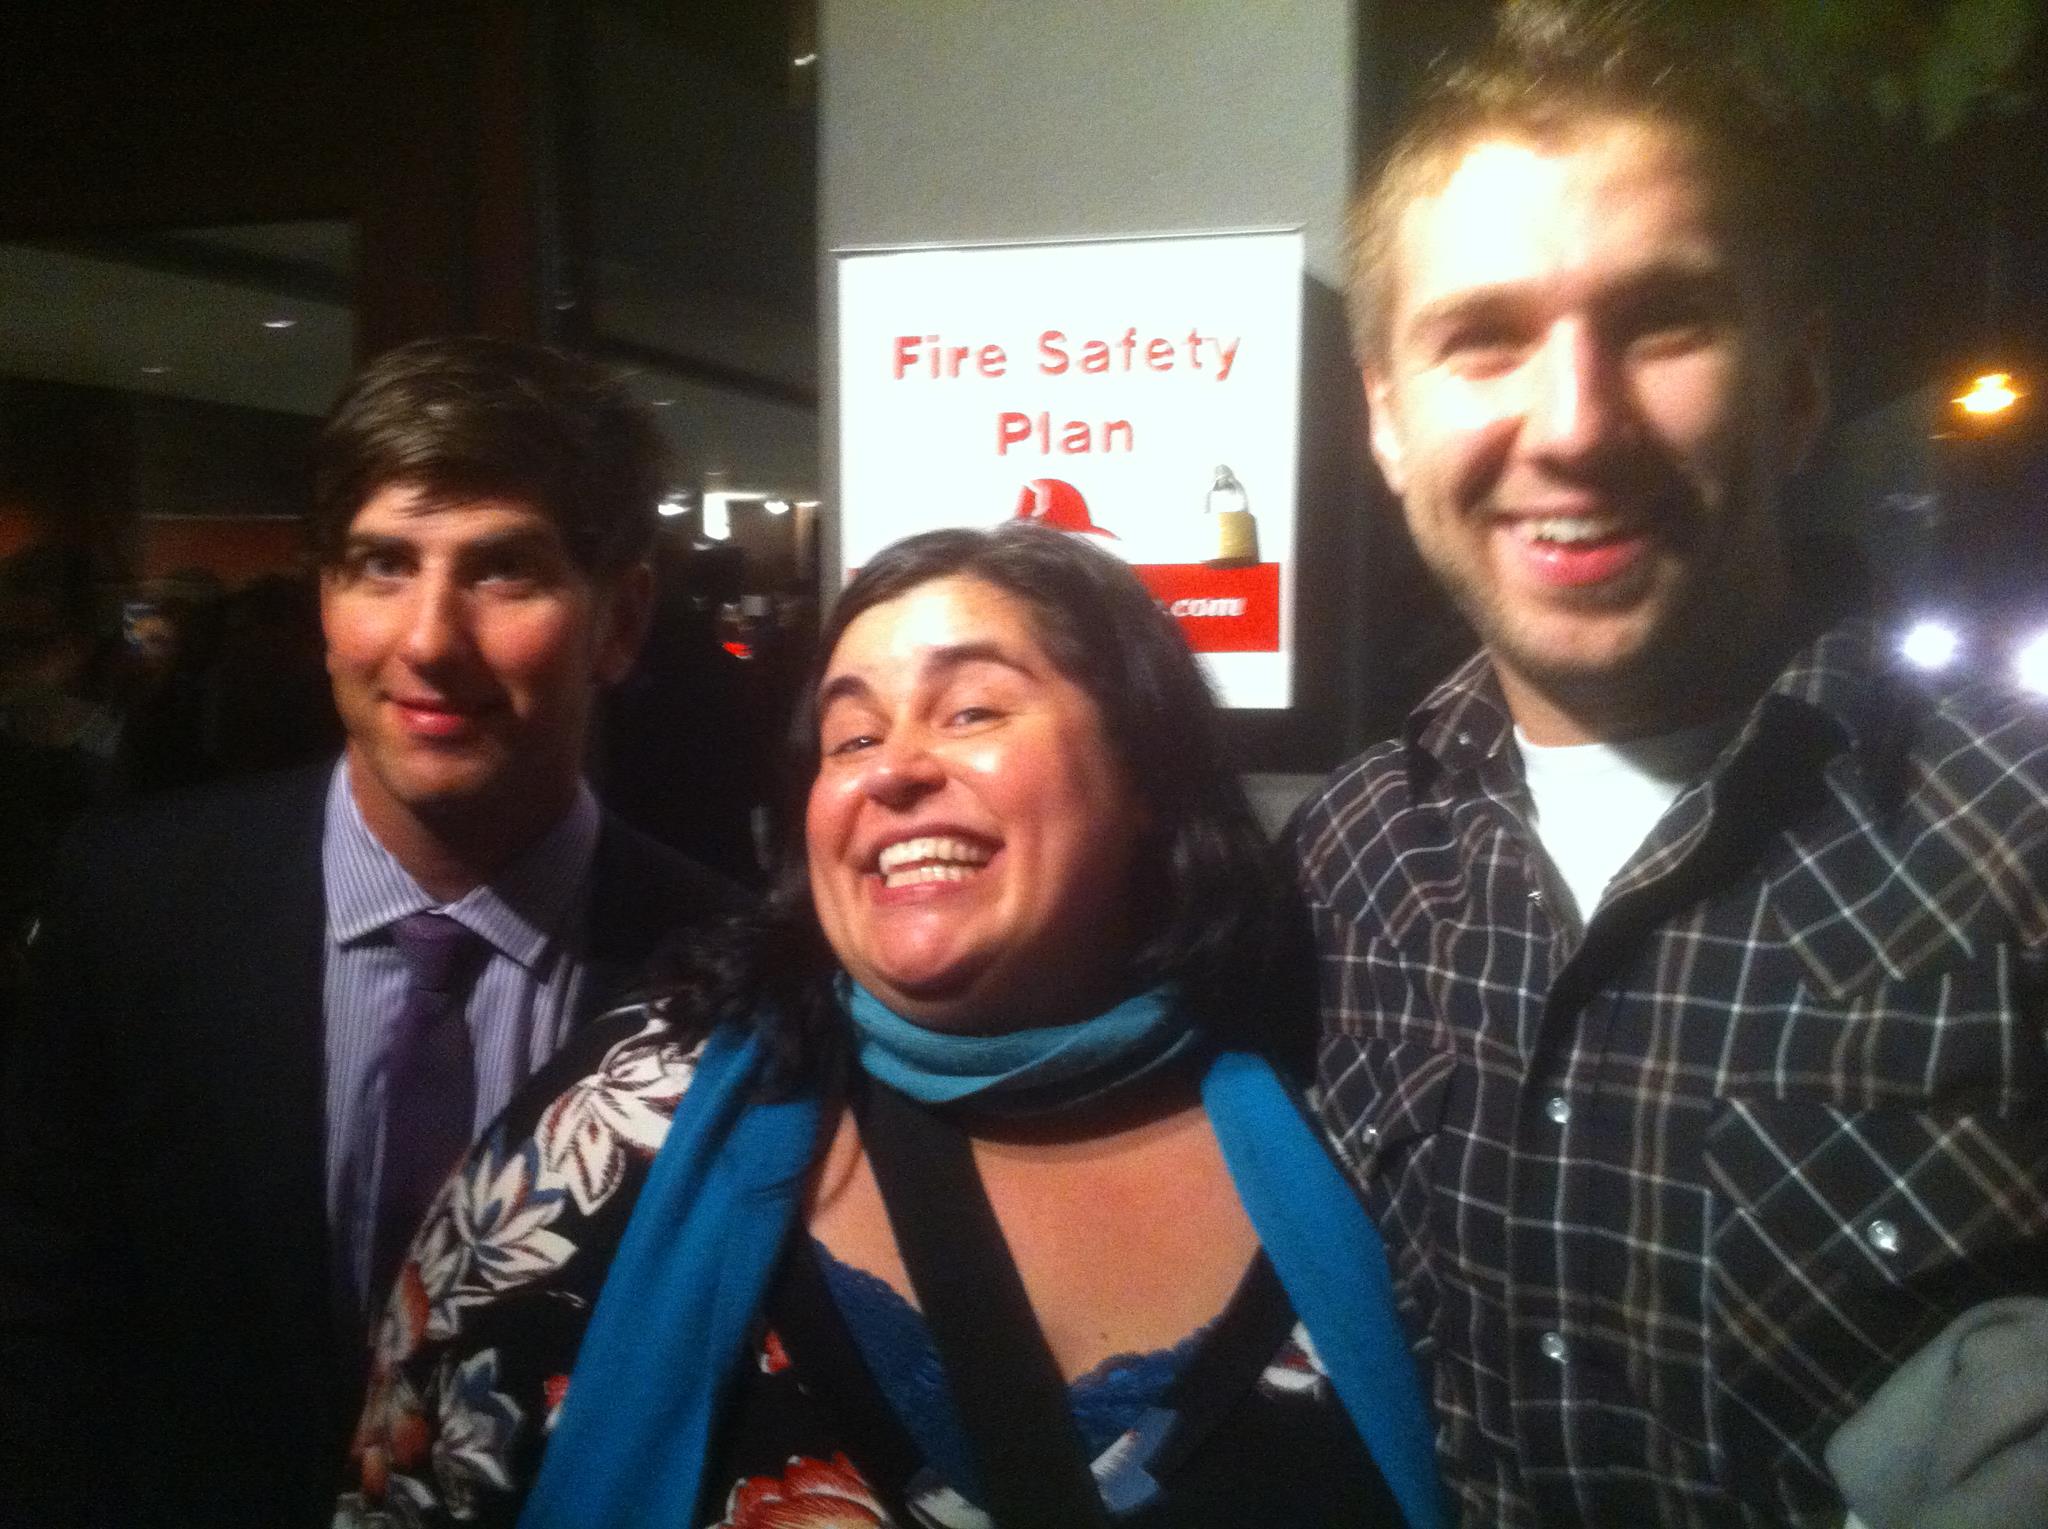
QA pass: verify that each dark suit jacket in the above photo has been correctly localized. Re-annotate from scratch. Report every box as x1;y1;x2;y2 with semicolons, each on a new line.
0;762;740;1528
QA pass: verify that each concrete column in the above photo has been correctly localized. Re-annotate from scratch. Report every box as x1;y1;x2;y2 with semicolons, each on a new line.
817;1;1384;775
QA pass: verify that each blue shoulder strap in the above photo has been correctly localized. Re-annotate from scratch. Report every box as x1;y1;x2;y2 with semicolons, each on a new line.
1203;1049;1444;1529
520;1025;821;1529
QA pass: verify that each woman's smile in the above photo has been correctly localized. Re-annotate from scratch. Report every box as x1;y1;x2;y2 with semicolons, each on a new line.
872;833;998;893
806;575;1145;1031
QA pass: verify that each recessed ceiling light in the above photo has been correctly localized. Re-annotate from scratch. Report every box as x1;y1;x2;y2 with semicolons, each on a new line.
700;491;735;541
140;364;170;375
651;398;676;408
262;317;297;330
793;52;818;66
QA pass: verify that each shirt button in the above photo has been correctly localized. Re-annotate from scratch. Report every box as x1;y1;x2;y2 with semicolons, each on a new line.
1539;1331;1568;1363
1545;1095;1571;1126
1361;1123;1382;1148
1457;731;1473;749
1527;888;1544;904
1865;1217;1901;1256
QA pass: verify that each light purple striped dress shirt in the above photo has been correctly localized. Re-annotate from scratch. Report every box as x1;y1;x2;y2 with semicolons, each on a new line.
320;761;599;1310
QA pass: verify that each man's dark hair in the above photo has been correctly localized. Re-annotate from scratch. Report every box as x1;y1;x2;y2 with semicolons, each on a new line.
309;335;671;575
1348;0;1815;367
651;522;1295;1087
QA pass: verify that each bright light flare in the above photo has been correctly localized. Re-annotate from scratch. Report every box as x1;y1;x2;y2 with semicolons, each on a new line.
1956;372;2019;416
701;491;735;541
1900;618;1961;671
2015;630;2048;695
657;495;688;518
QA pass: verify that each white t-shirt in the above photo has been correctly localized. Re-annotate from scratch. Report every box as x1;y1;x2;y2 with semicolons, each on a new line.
1515;718;1738;924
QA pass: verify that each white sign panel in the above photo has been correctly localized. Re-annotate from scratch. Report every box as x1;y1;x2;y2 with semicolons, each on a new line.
836;231;1303;708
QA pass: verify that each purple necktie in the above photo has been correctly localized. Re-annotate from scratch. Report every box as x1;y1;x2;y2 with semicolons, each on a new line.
369;911;485;1309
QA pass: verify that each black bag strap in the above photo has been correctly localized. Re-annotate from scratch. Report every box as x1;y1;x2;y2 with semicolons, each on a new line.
854;1077;1112;1529
764;1236;928;1511
1145;1251;1295;1480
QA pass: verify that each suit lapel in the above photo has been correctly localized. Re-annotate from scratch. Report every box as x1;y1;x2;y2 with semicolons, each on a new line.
576;817;664;1024
197;766;352;1408
212;765;332;1233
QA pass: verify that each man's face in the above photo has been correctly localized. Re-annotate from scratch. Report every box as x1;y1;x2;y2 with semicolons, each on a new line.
1366;120;1825;741
320;483;650;853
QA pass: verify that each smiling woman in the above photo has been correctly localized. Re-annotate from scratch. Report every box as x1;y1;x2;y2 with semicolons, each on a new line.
337;522;1444;1529
715;520;1303;1075
805;572;1148;1032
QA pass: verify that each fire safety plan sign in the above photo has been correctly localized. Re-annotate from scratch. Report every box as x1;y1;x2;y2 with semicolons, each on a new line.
835;231;1303;708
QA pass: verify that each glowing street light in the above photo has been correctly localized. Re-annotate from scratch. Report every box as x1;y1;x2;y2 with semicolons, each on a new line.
1956;372;2020;417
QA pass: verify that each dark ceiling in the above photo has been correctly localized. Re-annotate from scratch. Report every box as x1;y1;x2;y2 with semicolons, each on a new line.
3;0;2041;427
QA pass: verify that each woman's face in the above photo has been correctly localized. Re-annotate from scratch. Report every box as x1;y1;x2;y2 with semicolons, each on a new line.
806;574;1147;1033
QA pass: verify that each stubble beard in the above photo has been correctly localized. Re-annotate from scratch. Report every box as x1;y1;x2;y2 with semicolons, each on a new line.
1422;485;1792;740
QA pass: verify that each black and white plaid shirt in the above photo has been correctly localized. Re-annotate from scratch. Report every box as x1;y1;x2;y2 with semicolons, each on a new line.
1294;621;2048;1527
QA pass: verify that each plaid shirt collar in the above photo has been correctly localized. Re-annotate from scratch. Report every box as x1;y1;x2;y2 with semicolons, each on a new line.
1401;619;1891;797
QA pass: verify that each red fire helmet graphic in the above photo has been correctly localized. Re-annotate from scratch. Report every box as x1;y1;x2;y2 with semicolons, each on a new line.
1012;478;1117;538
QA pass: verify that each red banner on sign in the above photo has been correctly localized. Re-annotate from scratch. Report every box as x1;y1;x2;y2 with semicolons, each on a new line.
1131;563;1279;653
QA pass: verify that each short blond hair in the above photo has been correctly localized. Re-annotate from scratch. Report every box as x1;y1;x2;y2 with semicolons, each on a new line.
1346;0;1814;368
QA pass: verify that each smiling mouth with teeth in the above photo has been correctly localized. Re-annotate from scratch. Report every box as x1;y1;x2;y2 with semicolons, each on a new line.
1515;517;1637;545
874;834;995;890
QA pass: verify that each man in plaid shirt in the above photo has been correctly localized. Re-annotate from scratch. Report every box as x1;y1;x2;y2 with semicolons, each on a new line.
1296;4;2048;1525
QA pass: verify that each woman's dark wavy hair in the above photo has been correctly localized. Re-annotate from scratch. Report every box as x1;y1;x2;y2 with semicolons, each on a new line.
650;521;1292;1090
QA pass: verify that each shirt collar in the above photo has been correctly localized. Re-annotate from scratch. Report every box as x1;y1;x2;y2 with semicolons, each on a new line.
322;759;601;970
1756;618;1886;760
1401;618;1888;791
1403;648;1517;790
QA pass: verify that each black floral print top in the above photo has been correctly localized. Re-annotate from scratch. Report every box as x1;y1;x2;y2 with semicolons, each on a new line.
335;1009;1401;1528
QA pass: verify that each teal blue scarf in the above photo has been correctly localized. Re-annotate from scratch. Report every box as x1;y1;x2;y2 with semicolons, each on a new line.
845;978;1201;1113
522;1000;1441;1529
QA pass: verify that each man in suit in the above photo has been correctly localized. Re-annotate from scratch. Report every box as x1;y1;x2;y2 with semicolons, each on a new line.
0;336;740;1527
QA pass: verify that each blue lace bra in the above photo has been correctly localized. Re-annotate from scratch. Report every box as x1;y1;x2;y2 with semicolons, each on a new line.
812;1238;1209;1497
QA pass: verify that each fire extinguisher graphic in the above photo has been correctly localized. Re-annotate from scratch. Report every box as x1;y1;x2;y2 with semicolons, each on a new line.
1204;464;1259;569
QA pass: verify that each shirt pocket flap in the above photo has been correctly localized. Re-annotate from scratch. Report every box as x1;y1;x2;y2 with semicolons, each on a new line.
1317;1035;1457;1182
1705;1098;2048;1295
1722;947;2048;1113
1700;1095;2048;1490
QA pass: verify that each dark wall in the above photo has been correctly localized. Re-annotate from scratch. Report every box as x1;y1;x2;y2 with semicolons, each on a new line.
0;0;555;353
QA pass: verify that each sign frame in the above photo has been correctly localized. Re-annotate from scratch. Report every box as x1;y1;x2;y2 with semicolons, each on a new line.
833;228;1305;709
